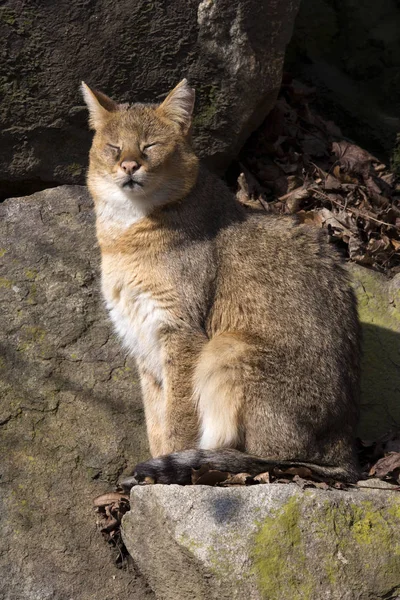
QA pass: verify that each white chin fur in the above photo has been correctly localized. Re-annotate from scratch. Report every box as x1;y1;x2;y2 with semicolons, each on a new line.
92;175;168;228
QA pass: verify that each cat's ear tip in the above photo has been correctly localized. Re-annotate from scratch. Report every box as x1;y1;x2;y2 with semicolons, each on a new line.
178;78;193;91
81;81;91;98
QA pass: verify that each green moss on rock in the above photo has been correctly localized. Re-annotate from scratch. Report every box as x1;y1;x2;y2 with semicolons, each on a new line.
0;277;12;288
252;494;400;600
66;163;84;177
193;85;220;129
0;8;17;26
253;496;314;600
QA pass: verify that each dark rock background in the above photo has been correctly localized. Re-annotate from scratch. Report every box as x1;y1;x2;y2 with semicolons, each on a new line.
0;0;300;198
286;0;400;164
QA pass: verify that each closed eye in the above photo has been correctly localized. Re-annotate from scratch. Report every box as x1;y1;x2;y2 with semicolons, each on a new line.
106;143;121;153
142;143;158;151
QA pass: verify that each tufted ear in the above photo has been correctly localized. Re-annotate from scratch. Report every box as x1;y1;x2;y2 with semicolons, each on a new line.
81;82;118;130
157;79;195;134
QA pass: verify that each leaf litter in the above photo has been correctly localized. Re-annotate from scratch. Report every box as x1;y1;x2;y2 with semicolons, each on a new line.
237;75;400;275
94;492;132;568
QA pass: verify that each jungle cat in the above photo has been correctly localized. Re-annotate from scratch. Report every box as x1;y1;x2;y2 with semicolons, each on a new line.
82;79;361;487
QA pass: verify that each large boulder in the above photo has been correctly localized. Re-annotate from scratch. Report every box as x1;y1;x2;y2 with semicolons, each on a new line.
0;0;300;197
0;184;399;598
0;186;150;599
123;484;400;600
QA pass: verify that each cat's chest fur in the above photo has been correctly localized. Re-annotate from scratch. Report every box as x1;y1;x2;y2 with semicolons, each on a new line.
102;258;173;383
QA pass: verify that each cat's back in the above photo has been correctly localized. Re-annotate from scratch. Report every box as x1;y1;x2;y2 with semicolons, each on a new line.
212;209;358;341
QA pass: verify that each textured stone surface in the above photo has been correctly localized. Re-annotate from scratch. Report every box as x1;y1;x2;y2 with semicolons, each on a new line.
0;0;300;196
0;186;151;599
123;484;400;600
349;263;400;439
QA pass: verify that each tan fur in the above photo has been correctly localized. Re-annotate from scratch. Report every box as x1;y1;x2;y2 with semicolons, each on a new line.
136;360;165;457
83;80;361;482
194;333;249;450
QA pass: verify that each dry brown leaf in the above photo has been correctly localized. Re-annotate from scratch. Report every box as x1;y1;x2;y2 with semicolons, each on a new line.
319;208;353;242
292;475;320;489
191;463;211;484
236;172;251;206
323;174;342;191
369;452;400;480
297;210;324;227
279;186;310;213
286;175;303;193
348;236;369;263
381;172;396;186
314;481;330;490
101;517;120;533
367;237;391;256
332;164;358;184
219;473;254;486
332;141;374;178
93;492;130;507
332;481;347;490
365;176;383;196
254;471;271;484
391;239;400;251
273;466;314;479
192;464;231;486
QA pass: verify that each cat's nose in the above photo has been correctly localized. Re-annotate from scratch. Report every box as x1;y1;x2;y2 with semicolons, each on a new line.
121;160;139;175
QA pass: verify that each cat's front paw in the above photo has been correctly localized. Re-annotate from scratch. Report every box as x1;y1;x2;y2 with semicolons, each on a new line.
119;459;160;491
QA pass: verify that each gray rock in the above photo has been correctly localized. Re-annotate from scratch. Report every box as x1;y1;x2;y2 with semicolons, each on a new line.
0;186;151;599
357;478;399;490
123;484;400;600
0;0;300;196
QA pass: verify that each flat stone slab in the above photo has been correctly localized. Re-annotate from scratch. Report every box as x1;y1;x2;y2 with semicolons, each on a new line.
123;484;400;600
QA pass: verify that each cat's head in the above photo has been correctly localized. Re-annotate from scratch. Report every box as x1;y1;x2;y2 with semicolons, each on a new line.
82;80;199;206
